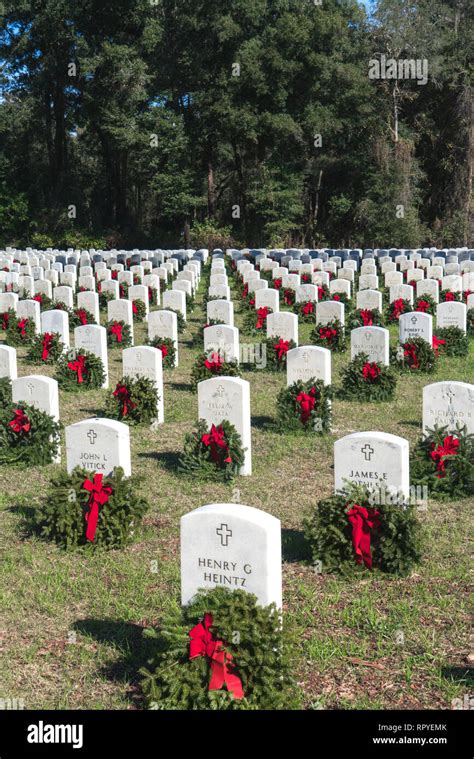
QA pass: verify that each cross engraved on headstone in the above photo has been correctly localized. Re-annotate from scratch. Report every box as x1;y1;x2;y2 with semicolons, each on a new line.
27;382;35;395
136;352;142;363
216;523;232;546
302;352;309;363
87;429;97;445
410;315;418;324
214;385;225;398
442;387;455;402
361;444;374;461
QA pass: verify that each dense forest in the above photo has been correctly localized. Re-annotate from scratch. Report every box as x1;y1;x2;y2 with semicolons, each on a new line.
0;0;472;250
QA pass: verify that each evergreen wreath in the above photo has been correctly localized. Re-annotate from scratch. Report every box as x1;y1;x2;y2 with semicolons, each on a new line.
410;424;473;500
433;326;469;357
315;283;330;301
386;297;411;322
131;298;147;321
55;348;105;391
106;319;133;348
185;292;195;313
391;337;436;373
467;308;474;336
293;300;316;323
147;286;159;307
191;352;240;388
140;587;299;710
339;353;397;402
276;379;332;433
0;376;11;407
177;419;245;482
106;376;158;425
440;289;461;303
328;291;351;308
5;314;36;345
1;308;15;331
243;307;272;335
414;294;437;316
99;290;114;310
348;308;383;329
26;331;65;364
0;402;60;466
146;336;177;368
264;337;297;371
37;466;149;549
167;308;186;333
70;307;97;328
281;288;296;306
310;319;346;352
32;293;53;311
303;483;422;577
239;284;256;311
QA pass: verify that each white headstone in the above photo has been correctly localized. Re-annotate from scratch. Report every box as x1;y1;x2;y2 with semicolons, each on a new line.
315;300;345;326
41;309;70;350
286;346;331;386
74;324;109;388
436;302;467;332
207;299;234;326
123;345;164;424
65;418;131;476
399;312;433;345
266;312;298;344
356;289;382;312
422;381;474;435
77;290;100;324
204;324;239;362
350;327;390;365
0;345;17;380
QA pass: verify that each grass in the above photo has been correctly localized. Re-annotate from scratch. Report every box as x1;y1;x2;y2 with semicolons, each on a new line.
0;271;473;710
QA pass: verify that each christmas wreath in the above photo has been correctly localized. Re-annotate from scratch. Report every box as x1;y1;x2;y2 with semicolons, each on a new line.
0;376;11;407
70;307;96;328
140;587;298;710
328;291;351;308
433;326;469;357
131;299;147;321
391;337;436;373
339;354;397;402
410;424;473;500
32;293;53;311
243;307;272;335
37;467;149;549
310;319;346;352
185;292;195;313
293;300;316;323
106;319;133;348
272;277;283;291
147;336;177;368
26;331;65;364
386;298;411;322
147;286;159;307
0;402;60;466
303;483;422;576
99;290;114;310
348;308;383;329
191;352;240;388
5;315;36;346
167;308;186;333
105;376;158;424
414;294;437;316
440;289;461;303
240;284;256;311
264;337;297;371
55;348;106;391
276;379;332;432
315;283;330;301
281;288;295;306
1;308;15;331
178;419;245;482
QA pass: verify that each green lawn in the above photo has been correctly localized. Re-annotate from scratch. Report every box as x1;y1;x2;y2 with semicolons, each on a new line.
0;273;472;710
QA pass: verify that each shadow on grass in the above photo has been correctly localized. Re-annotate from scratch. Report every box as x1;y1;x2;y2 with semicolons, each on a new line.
440;666;474;686
282;528;312;563
8;502;43;539
251;415;274;431
398;420;421;428
73;618;156;706
137;449;179;472
169;382;193;392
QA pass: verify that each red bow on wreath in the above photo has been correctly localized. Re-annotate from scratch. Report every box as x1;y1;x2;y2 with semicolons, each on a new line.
360;309;373;326
41;332;54;361
1;312;10;330
113;383;136;417
347;504;380;570
33;294;43;304
274;338;290;361
302;302;314;316
256;307;269;329
443;291;455;301
82;473;113;542
432;335;445;356
189;613;244;699
317;286;326;300
403;342;419;370
463;290;472;301
362;361;381;381
67;354;86;384
319;327;337;343
111;270;118;280
110;322;123;343
333;294;341;302
132;301;138;314
391;299;406;319
283;289;294;305
416;300;430;313
201;424;232;464
273;278;282;290
242;283;249;298
18;318;28;336
9;408;31;434
159;343;168;357
204;352;224;372
76;309;88;326
296;387;317;424
430;435;459;478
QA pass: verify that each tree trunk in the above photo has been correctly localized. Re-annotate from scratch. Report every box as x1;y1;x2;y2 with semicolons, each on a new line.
207;161;216;217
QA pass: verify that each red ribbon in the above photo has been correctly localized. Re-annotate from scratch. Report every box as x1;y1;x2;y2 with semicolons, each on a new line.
132;301;138;314
391;298;406;319
110;322;123;343
204;352;224;372
76;309;89;326
201;424;232;464
362;361;381;381
283;289;294;305
111;270;118;280
67;354;86;384
256;307;269;329
33;294;43;304
159;343;168;357
403;342;419;370
443;291;455;301
274;338;290;361
189;613;244;699
18;318;28;336
302;301;314;316
1;312;10;330
273;278;282;290
296;386;317;424
113;383;136;417
432;335;445;356
82;474;113;542
317;286;326;300
319;327;337;343
430;435;459;478
415;300;430;313
9;408;31;434
347;504;380;570
333;294;341;301
360;309;373;326
242;283;249;298
41;332;54;361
